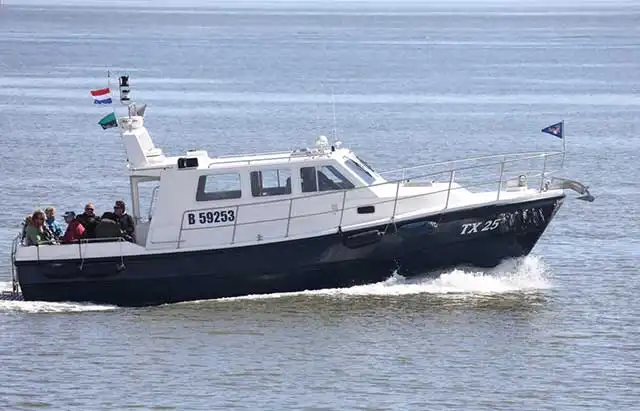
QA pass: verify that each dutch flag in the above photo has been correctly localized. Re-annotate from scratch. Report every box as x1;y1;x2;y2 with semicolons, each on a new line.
90;88;112;104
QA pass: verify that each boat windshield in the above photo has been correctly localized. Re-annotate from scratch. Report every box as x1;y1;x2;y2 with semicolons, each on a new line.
354;154;376;173
343;156;377;185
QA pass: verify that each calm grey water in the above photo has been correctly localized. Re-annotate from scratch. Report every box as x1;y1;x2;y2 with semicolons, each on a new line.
1;0;639;409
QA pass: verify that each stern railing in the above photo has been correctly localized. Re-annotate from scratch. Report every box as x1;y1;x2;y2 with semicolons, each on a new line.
10;233;20;293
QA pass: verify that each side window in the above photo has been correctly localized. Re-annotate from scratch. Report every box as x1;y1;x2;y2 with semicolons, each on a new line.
196;173;242;201
317;165;355;191
250;168;292;197
300;167;317;193
301;165;354;193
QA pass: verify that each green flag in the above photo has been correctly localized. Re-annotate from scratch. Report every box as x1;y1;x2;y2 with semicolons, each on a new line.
98;112;118;130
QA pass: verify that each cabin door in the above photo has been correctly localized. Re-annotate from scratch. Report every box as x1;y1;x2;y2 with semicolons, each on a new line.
130;176;160;246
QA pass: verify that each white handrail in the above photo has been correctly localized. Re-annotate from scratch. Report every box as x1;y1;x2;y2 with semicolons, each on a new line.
208;148;328;168
10;234;20;293
379;150;562;176
539;155;548;191
175;150;563;248
496;158;506;201
148;185;160;220
191;151;562;213
444;170;455;209
338;190;348;227
285;199;293;237
391;181;401;220
181;152;562;221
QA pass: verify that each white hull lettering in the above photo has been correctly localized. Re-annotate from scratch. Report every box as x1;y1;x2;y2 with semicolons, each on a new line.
460;218;502;235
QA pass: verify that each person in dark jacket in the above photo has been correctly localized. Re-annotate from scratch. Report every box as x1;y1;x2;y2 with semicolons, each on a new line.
76;203;101;238
101;200;136;241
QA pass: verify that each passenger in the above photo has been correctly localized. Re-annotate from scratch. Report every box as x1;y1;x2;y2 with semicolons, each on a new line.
21;215;32;242
101;200;136;241
76;203;101;238
44;206;63;239
61;211;85;244
25;210;57;246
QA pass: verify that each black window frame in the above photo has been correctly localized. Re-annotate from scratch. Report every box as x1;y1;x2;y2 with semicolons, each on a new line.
300;165;355;193
196;173;242;201
300;166;318;193
250;168;292;197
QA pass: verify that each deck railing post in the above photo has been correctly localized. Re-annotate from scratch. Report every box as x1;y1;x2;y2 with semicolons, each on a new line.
285;199;293;237
338;190;347;228
10;235;19;293
539;154;548;191
444;170;455;209
391;181;401;221
231;205;240;244
497;156;506;201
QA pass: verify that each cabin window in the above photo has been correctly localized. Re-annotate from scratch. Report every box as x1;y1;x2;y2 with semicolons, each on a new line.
196;173;242;201
250;168;292;197
300;165;354;193
344;158;376;185
300;167;318;193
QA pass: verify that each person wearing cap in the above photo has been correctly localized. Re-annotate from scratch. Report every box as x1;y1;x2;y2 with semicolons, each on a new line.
61;211;86;244
100;200;135;241
76;203;101;238
113;200;135;241
44;206;63;239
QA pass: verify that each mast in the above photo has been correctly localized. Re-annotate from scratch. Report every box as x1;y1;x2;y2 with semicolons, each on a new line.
118;74;136;117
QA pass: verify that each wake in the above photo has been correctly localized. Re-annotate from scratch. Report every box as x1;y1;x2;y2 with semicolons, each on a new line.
216;255;552;302
0;256;551;312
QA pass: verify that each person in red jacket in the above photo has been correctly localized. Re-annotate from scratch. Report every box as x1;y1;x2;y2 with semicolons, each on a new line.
61;211;86;244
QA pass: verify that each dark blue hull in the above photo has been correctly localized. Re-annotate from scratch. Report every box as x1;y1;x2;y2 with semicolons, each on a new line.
15;196;564;306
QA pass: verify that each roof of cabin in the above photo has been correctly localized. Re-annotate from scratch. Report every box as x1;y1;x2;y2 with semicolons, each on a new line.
128;146;352;175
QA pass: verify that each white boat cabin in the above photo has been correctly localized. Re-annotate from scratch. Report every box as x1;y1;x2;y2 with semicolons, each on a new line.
125;115;411;250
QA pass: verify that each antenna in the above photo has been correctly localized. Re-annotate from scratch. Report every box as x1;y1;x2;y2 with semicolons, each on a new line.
331;91;337;142
322;37;339;144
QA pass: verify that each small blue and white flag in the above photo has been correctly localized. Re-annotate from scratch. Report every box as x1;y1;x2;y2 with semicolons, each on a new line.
90;88;113;104
541;121;563;139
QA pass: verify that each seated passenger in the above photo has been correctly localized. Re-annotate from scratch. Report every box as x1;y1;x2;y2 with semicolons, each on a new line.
21;215;32;242
101;200;135;241
61;211;85;244
44;206;63;239
25;210;57;246
76;203;101;238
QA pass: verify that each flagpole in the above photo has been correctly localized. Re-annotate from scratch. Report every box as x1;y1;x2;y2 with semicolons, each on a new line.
561;120;566;169
108;70;117;120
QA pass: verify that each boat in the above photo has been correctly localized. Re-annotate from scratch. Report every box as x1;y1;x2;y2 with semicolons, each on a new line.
6;75;595;306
